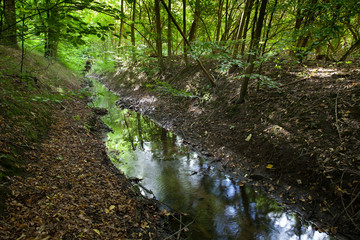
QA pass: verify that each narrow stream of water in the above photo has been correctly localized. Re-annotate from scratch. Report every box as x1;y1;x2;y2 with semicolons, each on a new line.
91;80;332;240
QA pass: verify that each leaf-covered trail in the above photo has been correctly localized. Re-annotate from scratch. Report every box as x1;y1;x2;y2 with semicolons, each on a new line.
0;99;171;239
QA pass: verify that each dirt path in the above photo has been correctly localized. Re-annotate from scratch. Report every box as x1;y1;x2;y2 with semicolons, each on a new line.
0;99;174;239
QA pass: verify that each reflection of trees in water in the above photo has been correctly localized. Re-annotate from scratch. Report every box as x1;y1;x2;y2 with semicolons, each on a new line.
123;116;135;150
161;128;169;160
293;214;303;239
193;176;282;239
137;114;144;150
157;164;192;210
284;213;319;239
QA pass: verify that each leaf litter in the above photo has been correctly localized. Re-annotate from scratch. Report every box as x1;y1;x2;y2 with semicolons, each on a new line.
0;99;175;239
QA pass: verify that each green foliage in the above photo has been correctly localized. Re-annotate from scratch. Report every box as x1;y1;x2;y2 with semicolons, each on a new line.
92;56;117;74
237;73;282;90
190;41;246;73
57;43;89;73
147;81;195;98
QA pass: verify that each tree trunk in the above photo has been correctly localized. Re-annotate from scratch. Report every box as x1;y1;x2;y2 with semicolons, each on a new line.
257;0;277;88
294;0;303;31
167;0;172;57
232;0;252;58
215;0;224;42
222;0;229;41
249;0;260;51
295;0;318;58
155;0;163;69
240;0;254;55
260;0;277;56
188;0;200;43
238;0;268;104
119;0;124;48
44;1;59;58
0;0;3;35
339;38;360;62
182;0;188;65
131;0;136;61
2;0;17;48
160;0;216;87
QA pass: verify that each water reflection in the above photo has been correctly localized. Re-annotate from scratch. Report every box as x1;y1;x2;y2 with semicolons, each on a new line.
91;81;332;240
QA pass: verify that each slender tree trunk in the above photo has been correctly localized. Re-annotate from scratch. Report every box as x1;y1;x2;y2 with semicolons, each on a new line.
160;0;216;87
183;0;188;65
222;0;229;41
131;0;136;61
119;0;124;52
155;0;163;69
240;0;254;55
198;14;211;41
294;0;303;31
339;38;360;62
20;14;25;73
232;0;252;58
295;0;318;59
260;0;277;56
238;0;268;104
167;0;172;57
2;0;17;48
215;0;224;42
0;0;3;41
44;1;59;58
249;0;260;51
257;0;277;90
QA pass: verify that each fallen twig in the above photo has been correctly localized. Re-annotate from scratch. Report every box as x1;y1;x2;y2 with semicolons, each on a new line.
280;77;307;87
165;218;195;240
340;189;360;232
177;214;182;240
334;89;342;140
136;182;155;198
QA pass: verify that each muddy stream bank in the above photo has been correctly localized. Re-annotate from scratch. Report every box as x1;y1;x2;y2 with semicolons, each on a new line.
91;79;333;240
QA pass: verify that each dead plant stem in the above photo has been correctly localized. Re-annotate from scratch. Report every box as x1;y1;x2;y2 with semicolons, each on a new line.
334;89;342;141
165;218;195;240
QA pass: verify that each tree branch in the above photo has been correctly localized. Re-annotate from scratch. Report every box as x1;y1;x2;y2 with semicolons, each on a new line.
159;0;216;88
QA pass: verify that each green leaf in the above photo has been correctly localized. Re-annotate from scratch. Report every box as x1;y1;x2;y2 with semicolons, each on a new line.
93;229;101;235
245;134;252;142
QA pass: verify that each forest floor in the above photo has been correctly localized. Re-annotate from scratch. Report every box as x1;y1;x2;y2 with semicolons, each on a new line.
101;57;360;239
0;97;176;239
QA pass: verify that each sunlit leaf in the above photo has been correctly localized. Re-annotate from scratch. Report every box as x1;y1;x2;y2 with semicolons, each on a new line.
266;164;274;169
245;134;252;142
141;221;149;229
93;229;101;235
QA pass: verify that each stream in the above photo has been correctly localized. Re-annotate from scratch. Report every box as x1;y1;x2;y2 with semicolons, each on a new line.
91;80;332;239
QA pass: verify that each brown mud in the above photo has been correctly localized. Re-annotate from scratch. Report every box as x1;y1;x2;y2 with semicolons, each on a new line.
100;57;360;239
